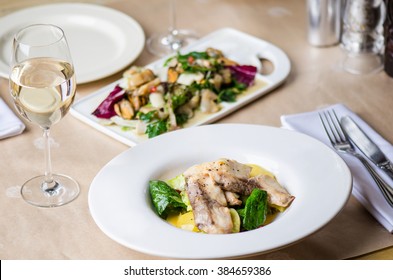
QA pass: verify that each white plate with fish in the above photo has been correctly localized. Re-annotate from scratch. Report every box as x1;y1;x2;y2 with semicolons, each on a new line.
88;124;352;259
0;3;145;84
71;28;291;146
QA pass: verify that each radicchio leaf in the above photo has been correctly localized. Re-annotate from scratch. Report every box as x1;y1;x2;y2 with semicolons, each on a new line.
228;65;257;86
92;85;125;119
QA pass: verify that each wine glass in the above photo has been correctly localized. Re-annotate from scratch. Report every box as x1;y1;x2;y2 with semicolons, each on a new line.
9;24;79;207
147;0;198;56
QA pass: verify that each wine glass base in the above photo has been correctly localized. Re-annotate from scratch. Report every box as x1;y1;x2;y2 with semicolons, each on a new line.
341;52;384;75
20;174;80;207
147;29;198;57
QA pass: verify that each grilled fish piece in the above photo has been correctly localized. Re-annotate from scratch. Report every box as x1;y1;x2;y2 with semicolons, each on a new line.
185;172;233;234
184;159;251;233
224;191;242;206
249;175;295;207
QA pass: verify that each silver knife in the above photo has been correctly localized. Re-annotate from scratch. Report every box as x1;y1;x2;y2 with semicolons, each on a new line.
341;115;393;181
341;115;393;207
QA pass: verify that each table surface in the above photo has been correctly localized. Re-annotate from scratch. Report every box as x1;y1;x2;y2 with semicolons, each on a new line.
1;0;393;260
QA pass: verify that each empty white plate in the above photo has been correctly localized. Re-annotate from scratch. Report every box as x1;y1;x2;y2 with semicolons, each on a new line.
0;3;145;84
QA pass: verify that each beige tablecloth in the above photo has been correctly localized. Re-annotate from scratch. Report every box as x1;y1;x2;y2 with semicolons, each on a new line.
1;0;393;260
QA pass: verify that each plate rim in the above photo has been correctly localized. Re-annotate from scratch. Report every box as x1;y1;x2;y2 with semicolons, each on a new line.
88;123;353;259
0;2;145;83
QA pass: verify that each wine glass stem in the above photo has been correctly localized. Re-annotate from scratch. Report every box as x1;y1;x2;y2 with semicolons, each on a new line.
169;0;177;35
43;128;54;187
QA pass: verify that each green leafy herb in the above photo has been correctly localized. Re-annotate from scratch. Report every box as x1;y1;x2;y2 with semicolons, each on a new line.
138;110;157;122
233;80;247;91
240;188;268;231
217;88;240;102
175;113;189;126
171;92;191;109
177;51;209;64
121;126;131;131
177;51;215;73
149;180;187;218
216;79;248;102
163;55;176;67
146;120;167;138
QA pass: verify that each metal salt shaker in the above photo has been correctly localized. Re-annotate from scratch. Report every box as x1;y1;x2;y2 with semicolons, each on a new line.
307;0;343;47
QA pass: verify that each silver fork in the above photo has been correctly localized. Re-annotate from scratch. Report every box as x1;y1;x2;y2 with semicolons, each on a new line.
319;110;393;208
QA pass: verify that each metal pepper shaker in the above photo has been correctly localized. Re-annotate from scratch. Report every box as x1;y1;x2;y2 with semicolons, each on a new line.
307;0;343;47
384;0;393;76
341;0;385;53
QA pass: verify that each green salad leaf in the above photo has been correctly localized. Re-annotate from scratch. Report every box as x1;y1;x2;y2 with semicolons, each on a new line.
238;188;268;231
149;180;187;218
166;174;186;191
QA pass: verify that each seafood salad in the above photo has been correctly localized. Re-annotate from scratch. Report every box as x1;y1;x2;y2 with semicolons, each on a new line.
149;159;295;234
92;48;257;138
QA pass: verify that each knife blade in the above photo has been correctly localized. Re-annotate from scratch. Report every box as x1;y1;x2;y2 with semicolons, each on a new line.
341;115;393;181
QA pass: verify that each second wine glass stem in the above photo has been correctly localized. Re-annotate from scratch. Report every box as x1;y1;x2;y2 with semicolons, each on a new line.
169;0;177;35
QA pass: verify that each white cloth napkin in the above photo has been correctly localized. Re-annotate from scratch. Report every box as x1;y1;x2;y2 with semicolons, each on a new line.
0;97;25;140
281;103;393;233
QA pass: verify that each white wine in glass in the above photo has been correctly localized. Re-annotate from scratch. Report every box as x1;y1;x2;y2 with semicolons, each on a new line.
147;0;198;56
9;24;79;207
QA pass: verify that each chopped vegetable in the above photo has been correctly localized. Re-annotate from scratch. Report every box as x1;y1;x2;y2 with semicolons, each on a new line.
149;180;187;218
175;51;212;73
228;65;257;87
138;110;157;122
217;88;240;102
146;120;168;138
167;174;186;191
92;85;125;119
230;208;241;233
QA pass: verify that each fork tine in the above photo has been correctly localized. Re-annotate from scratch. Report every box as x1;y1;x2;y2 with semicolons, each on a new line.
319;111;336;144
328;110;347;142
319;109;346;145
